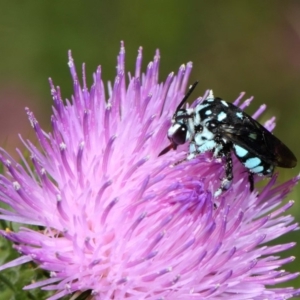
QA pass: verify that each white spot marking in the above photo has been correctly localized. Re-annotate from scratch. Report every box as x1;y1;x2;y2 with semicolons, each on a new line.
221;100;229;107
251;166;264;173
236;112;243;119
217;111;227;121
205;109;212;115
234;145;248;157
245;157;261;169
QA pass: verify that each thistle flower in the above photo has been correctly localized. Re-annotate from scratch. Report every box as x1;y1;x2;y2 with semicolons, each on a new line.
0;42;299;300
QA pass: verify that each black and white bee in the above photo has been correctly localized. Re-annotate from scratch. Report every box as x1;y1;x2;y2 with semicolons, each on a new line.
159;82;297;197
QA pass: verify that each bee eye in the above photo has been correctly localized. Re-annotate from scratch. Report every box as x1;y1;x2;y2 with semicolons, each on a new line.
171;124;188;145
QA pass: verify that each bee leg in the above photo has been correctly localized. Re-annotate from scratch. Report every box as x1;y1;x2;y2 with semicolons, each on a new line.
172;151;198;166
214;143;233;197
173;158;187;166
248;172;254;192
221;147;234;191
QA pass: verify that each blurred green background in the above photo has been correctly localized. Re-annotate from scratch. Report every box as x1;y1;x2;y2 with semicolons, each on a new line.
0;0;299;299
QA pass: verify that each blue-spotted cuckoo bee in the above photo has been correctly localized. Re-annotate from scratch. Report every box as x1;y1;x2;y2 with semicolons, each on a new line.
159;82;297;197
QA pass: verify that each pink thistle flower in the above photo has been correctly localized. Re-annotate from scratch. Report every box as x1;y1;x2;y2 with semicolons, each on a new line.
0;42;299;299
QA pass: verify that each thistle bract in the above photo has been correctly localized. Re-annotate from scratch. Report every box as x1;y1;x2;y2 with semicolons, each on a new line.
0;43;299;299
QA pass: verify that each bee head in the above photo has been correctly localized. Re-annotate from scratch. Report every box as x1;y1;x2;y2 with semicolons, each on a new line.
158;82;198;156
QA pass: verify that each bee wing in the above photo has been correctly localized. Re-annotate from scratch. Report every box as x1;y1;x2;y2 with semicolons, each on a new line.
219;115;297;168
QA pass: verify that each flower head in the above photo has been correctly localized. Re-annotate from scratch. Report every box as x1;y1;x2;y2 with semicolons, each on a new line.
0;42;299;299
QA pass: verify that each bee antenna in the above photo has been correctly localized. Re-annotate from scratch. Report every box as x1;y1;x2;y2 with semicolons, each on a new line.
175;81;199;113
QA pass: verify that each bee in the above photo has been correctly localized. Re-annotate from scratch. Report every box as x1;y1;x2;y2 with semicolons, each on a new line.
159;82;297;196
